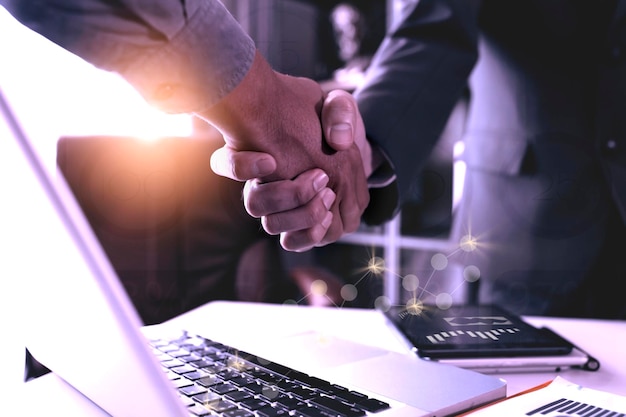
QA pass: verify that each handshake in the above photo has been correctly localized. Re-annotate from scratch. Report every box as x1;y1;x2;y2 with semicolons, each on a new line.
198;52;382;252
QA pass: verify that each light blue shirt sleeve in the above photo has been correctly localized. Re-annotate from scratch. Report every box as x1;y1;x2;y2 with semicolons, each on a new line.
0;0;256;114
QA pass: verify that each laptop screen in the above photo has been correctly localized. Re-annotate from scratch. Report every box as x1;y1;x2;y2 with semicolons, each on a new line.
0;88;188;416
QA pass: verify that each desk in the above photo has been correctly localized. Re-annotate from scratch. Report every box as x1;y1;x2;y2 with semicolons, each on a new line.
10;301;626;415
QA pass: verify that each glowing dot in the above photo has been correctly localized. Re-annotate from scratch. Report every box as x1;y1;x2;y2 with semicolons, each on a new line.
405;298;424;315
431;253;448;270
463;265;481;282
341;284;358;301
310;279;328;296
367;256;386;275
282;299;298;305
374;296;391;312
227;357;246;371
460;234;478;252
402;274;420;292
436;293;453;310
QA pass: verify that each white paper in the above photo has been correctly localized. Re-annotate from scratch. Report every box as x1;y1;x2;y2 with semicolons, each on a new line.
465;376;626;416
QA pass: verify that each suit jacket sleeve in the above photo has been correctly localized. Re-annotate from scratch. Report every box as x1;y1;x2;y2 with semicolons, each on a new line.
0;0;255;114
355;0;482;224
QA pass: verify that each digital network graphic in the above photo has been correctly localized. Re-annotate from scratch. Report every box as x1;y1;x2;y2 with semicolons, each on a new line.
285;233;484;318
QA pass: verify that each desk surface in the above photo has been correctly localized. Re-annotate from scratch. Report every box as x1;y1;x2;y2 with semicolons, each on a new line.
9;301;626;415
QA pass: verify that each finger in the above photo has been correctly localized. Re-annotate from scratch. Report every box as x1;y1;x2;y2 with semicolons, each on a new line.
338;177;370;236
261;188;335;234
279;211;334;252
318;205;347;247
210;146;276;181
243;169;330;217
322;89;357;151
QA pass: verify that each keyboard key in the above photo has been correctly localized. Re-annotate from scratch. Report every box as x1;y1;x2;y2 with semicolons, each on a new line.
178;394;195;407
223;409;255;417
210;382;238;395
246;369;282;384
169;349;192;358
171;364;197;375
184;370;209;381
201;363;228;373
226;355;254;370
239;398;270;411
224;390;253;403
255;405;290;417
243;381;269;395
187;403;212;416
178;354;201;363
227;375;255;387
195;375;222;388
179;384;207;397
171;377;194;389
161;358;184;368
275;379;300;391
327;388;390;413
274;394;307;410
354;397;391;413
309;395;365;417
205;399;238;413
290;386;318;400
191;391;221;405
187;359;213;369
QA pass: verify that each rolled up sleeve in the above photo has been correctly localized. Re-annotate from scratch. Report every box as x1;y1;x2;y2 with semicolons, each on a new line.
0;0;256;113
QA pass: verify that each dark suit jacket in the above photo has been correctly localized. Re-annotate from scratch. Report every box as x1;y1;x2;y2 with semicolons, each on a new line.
355;0;626;317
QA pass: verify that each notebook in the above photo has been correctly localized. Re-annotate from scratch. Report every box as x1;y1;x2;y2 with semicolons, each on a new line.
1;86;506;417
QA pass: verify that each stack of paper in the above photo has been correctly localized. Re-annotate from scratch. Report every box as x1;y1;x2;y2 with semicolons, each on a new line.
462;376;626;416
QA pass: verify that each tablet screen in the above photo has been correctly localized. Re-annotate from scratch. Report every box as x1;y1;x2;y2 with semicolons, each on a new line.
385;304;573;359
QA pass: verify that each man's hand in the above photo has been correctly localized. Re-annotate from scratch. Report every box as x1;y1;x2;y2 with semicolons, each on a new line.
198;52;370;251
209;81;373;251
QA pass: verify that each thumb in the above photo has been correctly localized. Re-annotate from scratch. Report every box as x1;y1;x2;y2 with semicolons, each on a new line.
321;89;357;151
210;146;277;181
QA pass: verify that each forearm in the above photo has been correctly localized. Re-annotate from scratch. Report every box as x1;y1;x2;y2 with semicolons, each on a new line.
1;0;327;182
0;0;255;114
356;0;481;221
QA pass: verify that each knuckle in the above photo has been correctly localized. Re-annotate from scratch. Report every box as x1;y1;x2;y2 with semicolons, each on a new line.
244;199;263;217
243;194;264;218
261;216;281;235
293;184;313;206
261;215;281;235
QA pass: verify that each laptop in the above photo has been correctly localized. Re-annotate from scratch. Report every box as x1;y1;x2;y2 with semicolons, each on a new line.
0;86;506;417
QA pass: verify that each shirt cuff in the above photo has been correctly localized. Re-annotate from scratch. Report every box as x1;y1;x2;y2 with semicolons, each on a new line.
122;0;255;114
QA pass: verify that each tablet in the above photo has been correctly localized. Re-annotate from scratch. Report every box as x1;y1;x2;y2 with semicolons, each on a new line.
384;304;573;359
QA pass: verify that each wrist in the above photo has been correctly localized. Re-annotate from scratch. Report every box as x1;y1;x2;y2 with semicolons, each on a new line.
195;50;278;149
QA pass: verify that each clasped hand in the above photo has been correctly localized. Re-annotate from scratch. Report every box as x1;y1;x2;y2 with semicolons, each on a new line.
210;83;371;252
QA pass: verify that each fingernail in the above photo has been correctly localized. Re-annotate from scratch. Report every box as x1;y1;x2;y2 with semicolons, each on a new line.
322;189;335;210
254;157;275;176
321;211;333;229
330;123;353;146
313;172;329;192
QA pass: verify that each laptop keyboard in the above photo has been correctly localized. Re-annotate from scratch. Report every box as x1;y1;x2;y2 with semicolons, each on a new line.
149;331;391;417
